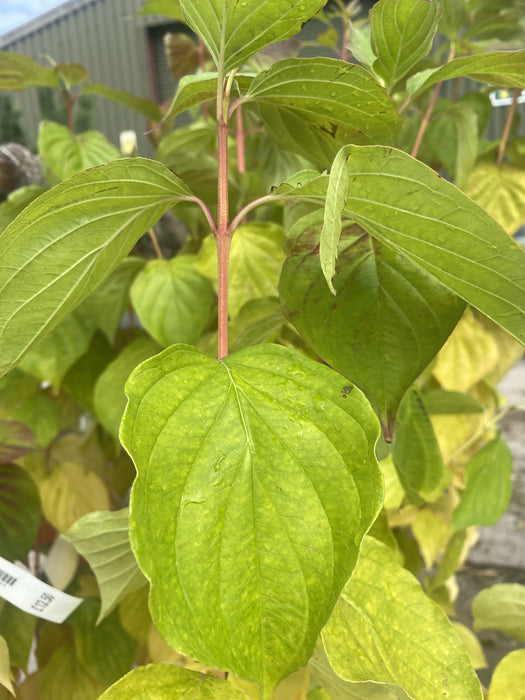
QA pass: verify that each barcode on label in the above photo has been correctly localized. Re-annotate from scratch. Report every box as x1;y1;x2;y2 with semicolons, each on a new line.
0;568;18;586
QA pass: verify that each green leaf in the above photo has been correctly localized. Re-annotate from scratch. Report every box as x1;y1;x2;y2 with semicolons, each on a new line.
473;584;525;642
70;598;138;685
0;419;36;464
82;82;162;122
230;297;286;352
451;435;512;531
0;463;40;561
130;256;214;347
40;645;107;700
309;646;414;700
19;308;95;390
422;390;484;415
136;0;184;20
0;51;59;90
93;338;161;439
0;185;46;235
98;663;250;699
451;622;487;671
121;343;382;696
244;58;400;166
179;0;326;72
348;23;376;72
370;0;442;91
488;650;525;700
318;145;525;345
0;636;14;696
155;122;217;164
322;537;483;700
392;389;446;500
64;509;147;623
83;258;145;344
12;394;60;448
56;62;88;87
407;50;525;98
196;223;285;317
38;122;121;181
0;158;193;378
280;212;464;438
424;100;478;189
466;162;525;235
163;73;219;122
0;604;36;669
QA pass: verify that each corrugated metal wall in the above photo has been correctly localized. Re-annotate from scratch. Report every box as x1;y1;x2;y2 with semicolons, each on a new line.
0;0;174;154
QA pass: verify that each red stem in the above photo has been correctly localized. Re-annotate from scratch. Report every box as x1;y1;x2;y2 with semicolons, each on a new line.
236;105;246;174
497;88;520;165
410;81;442;159
216;85;231;359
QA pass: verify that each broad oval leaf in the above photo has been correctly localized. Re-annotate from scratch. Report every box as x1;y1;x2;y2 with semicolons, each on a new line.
466;162;525;235
0;157;193;378
130;256;214;347
40;645;107;700
407;50;525;98
244;58;400;166
99;663;249;699
473;584;525;642
0;463;40;561
451;435;512;532
196;223;285;317
318;145;525;344
370;0;442;92
0;635;14;696
280;212;464;437
93;338;161;439
488;650;525;700
38;122;121;181
179;0;326;72
64;509;147;624
121;343;382;696
322;537;484;700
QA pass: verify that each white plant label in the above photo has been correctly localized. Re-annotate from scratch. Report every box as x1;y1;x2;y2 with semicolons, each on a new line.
0;555;82;623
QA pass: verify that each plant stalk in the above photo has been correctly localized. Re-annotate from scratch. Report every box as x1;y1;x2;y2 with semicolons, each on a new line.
497;88;521;165
148;227;164;259
216;67;231;360
236;104;246;174
410;81;442;159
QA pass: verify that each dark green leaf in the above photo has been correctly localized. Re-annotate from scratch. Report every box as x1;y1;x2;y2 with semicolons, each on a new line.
392;389;445;500
0;158;193;378
452;435;512;531
422;390;484;415
322;537;483;700
370;0;442;91
0;603;36;669
130;256;214;346
407;50;525;98
0;463;40;560
244;58;400;166
179;0;326;72
318;145;525;344
38;122;121;181
280;212;464;437
121;343;382;695
40;645;107;700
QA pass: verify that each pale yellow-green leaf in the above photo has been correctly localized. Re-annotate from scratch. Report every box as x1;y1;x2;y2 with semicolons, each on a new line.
98;663;250;699
64;509;146;623
196;223;285;317
451;622;487;670
433;308;499;391
39;462;110;533
466;162;525;235
43;536;79;590
379;456;405;511
473;584;525;642
0;636;14;696
412;509;449;570
118;586;150;646
322;537;483;700
488;650;525;700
